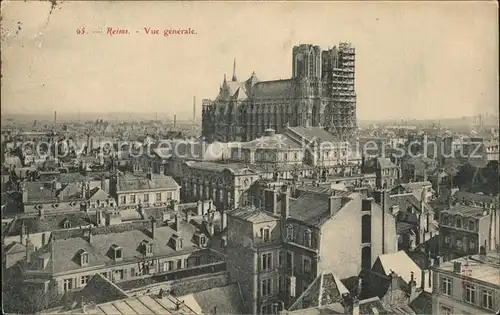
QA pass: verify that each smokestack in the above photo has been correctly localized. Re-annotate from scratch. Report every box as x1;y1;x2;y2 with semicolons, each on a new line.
174;114;177;128
174;214;180;232
54;111;57;126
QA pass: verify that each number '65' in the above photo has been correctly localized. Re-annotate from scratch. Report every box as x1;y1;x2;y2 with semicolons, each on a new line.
76;27;86;35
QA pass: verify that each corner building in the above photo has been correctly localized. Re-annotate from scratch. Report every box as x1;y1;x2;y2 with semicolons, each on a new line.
202;43;357;142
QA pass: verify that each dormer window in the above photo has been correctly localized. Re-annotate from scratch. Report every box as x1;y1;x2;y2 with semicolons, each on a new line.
442;214;449;225
78;249;89;266
261;227;270;242
142;240;154;256
456;217;462;228
195;233;207;247
170;234;184;251
63;219;71;229
111;244;123;261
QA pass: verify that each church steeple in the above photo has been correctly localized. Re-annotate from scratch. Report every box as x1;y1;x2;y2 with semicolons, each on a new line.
232;58;237;81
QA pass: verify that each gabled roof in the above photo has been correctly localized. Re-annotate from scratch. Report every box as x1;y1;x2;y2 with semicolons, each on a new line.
377;157;397;169
228;206;277;223
376;251;422;287
178;284;244;315
288;272;350;311
287;126;340;143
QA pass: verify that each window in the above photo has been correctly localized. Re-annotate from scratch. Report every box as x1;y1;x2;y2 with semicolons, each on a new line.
63;279;72;292
456;217;462;228
167;191;172;200
465;239;475;252
200;236;207;247
284;153;288;161
131;267;136;276
482;290;493;309
286;251;294;272
305;229;312;247
469;219;475;231
278;275;284;293
130;195;136;203
63;220;71;229
261;253;272;271
441;277;452;296
120;196;126;204
278;251;283;267
80;275;90;286
456;239;463;249
262;228;270;242
302;256;311;273
442;214;449;225
114;269;124;281
444;236;451;245
294;153;298;160
261;279;272;297
465;283;476;304
143;194;149;202
169;261;174;270
144;242;153;255
287;225;295;242
177;259;182;269
156;193;162;202
81;252;89;265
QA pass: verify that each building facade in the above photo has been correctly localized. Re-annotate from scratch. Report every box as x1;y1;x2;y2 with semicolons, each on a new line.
202;43;357;143
431;252;499;315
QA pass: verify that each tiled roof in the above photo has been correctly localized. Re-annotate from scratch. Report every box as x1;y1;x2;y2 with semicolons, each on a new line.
228;206;277;223
73;273;130;307
453;191;498;204
60;294;198;314
441;204;486;217
377;157;397;169
289;191;354;226
287;126;340;143
251;79;293;99
241;134;302;150
288;272;349;311
178;284;244;315
377;251;422;287
117;174;179;192
6;212;94;237
29;220;206;274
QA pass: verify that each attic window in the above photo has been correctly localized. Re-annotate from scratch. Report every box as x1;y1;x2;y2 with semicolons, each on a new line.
142;240;154;256
111;245;123;261
261;227;270;242
171;234;184;251
63;220;71;229
79;250;89;266
200;235;207;247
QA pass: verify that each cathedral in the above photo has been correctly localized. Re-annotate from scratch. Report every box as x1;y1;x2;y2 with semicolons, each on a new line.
201;42;357;142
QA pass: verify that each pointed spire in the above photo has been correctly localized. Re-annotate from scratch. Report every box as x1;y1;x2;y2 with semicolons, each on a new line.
223;73;227;83
232;57;237;81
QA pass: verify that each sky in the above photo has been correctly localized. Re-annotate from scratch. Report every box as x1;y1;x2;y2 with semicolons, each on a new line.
1;1;498;121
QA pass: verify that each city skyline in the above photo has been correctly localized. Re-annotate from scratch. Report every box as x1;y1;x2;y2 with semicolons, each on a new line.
1;1;498;121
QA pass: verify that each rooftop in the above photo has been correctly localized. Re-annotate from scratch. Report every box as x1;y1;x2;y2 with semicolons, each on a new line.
117;173;180;192
435;253;500;286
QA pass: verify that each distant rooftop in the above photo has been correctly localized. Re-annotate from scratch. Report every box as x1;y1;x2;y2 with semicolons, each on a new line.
435;253;500;286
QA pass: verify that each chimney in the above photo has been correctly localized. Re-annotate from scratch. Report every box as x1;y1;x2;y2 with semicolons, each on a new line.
25;239;34;263
390;271;398;304
186;211;191;223
174;213;180;232
409;271;418;302
170;200;179;213
221;210;227;230
20;222;26;245
96;210;105;227
329;192;342;215
39;207;45;220
151;217;157;239
421;269;428;292
207;221;215;236
280;186;290;218
197;200;203;216
352;297;360;315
